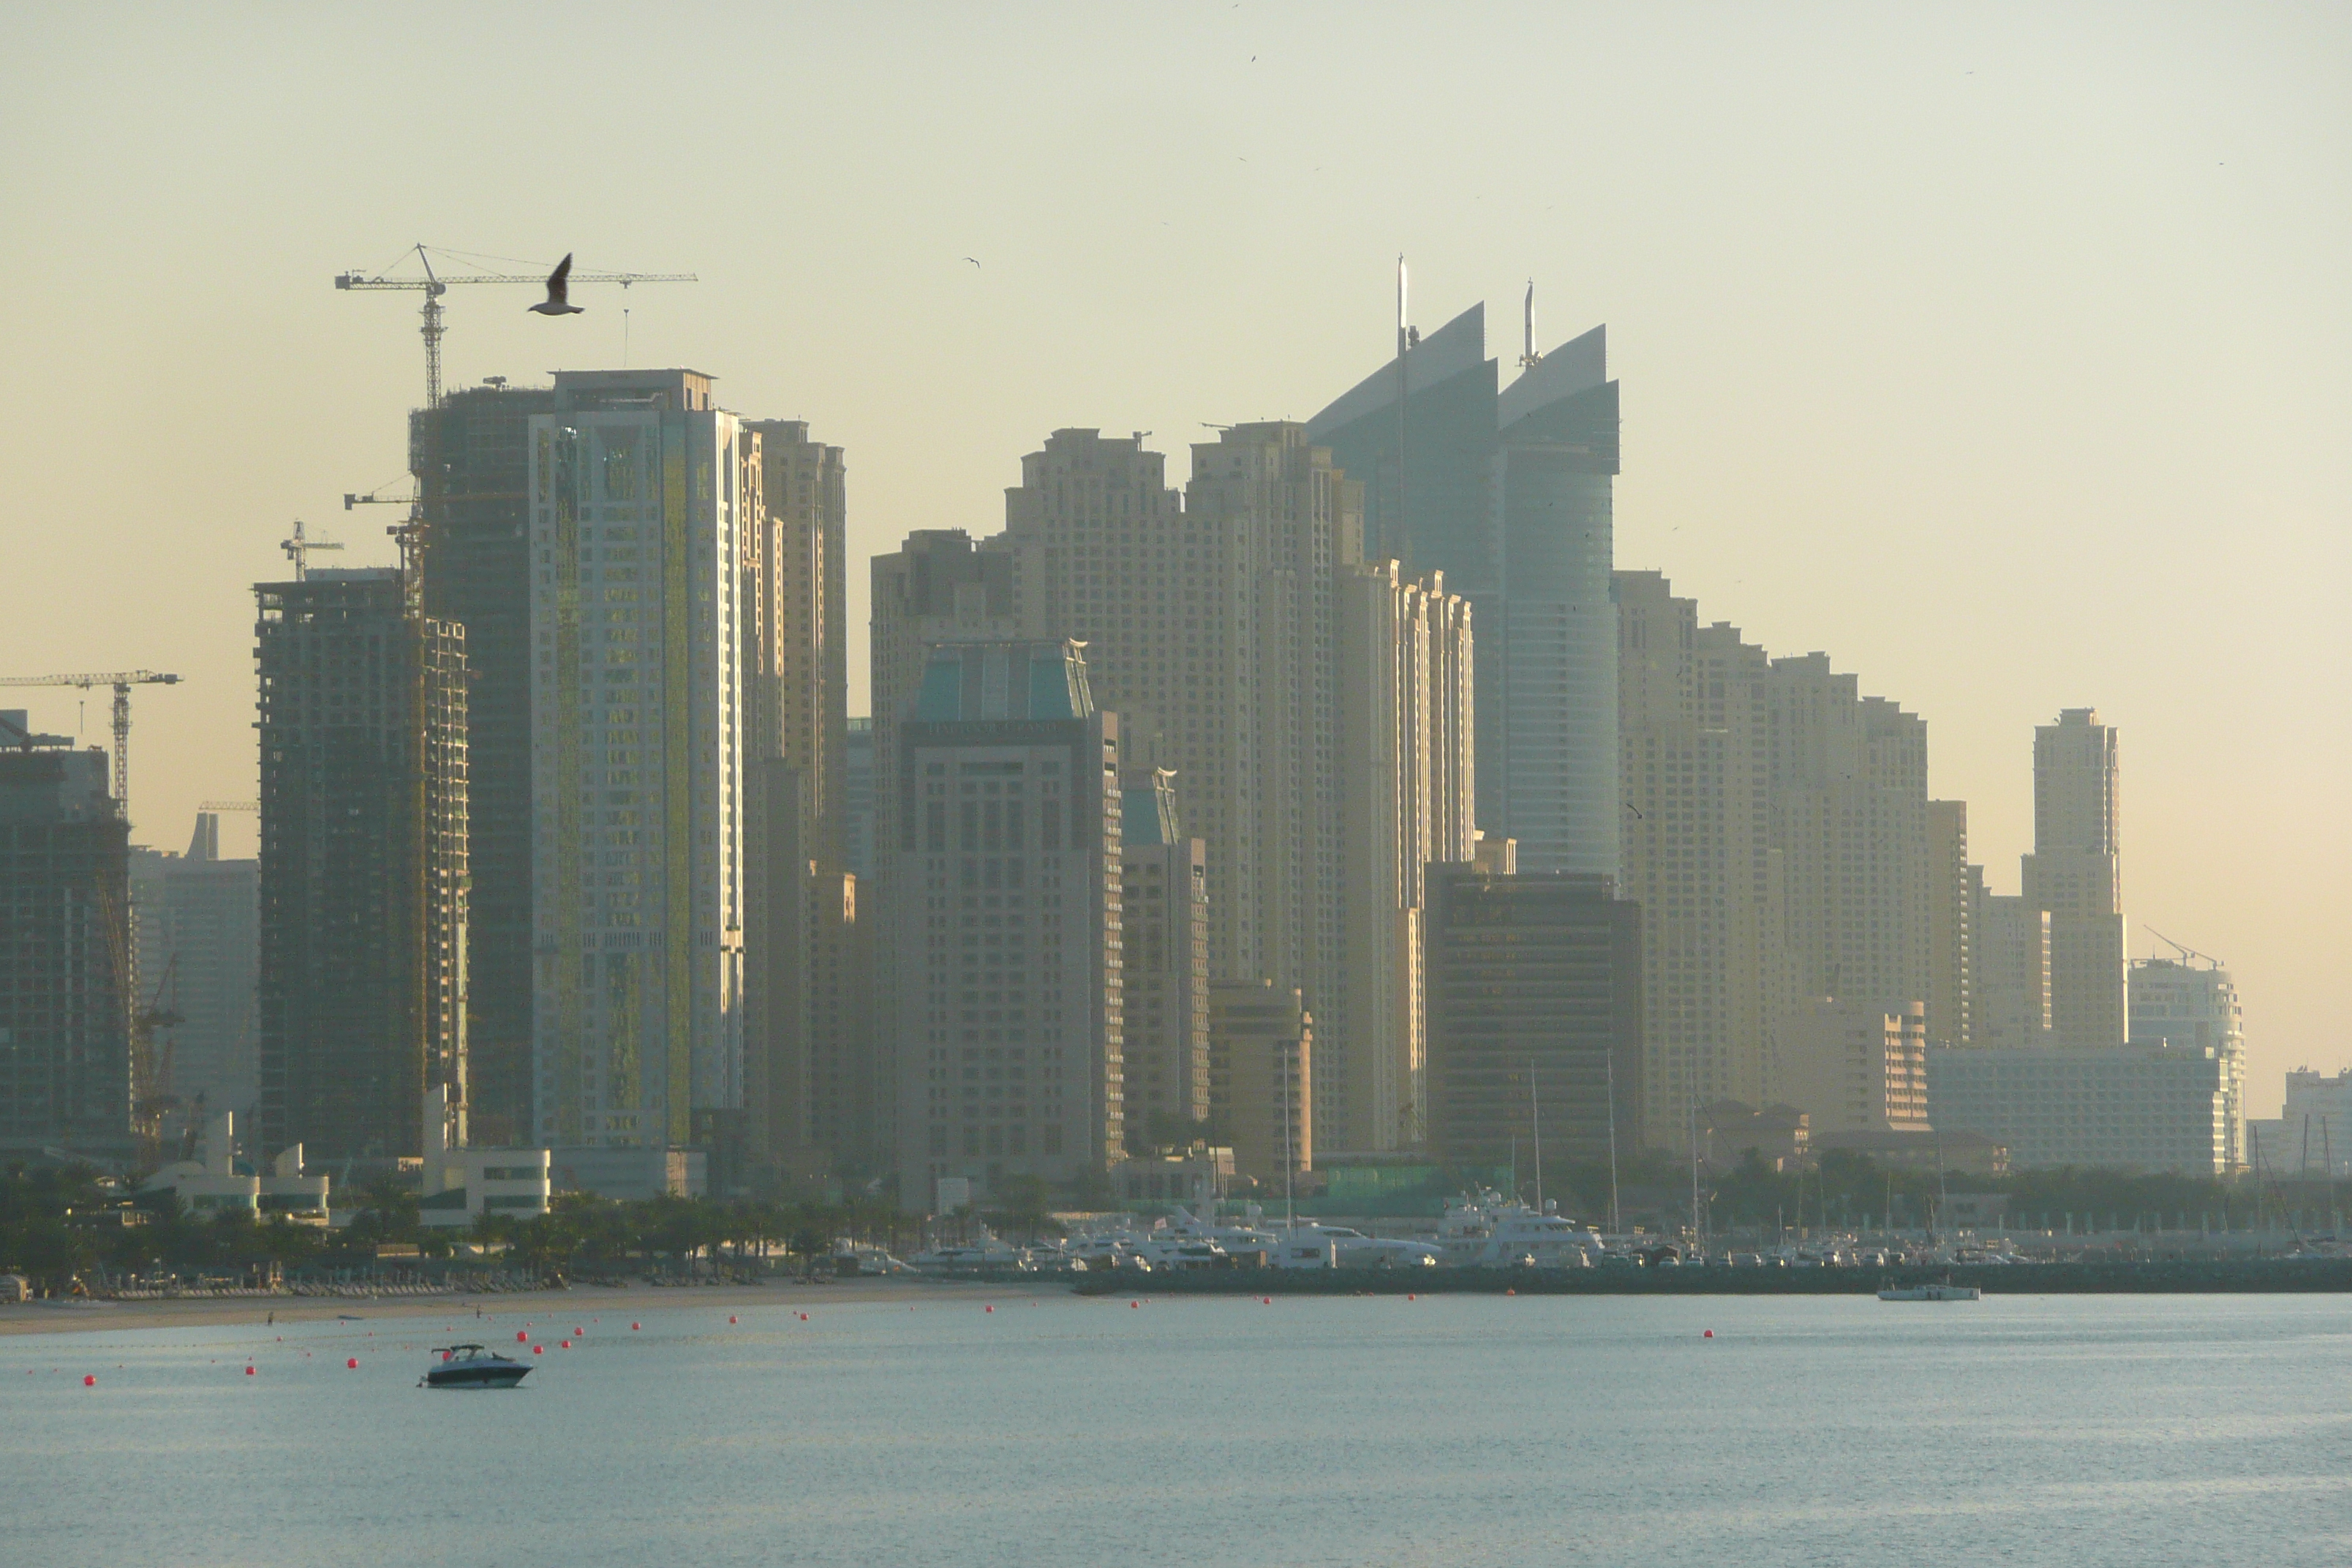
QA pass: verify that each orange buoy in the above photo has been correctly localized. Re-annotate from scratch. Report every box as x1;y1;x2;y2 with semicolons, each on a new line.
1408;1294;1417;1301
1507;1288;1517;1297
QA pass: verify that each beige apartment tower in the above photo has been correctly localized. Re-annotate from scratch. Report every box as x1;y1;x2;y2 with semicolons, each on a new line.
1615;572;1776;1147
1776;999;1930;1138
2022;709;2127;1049
890;641;1126;1207
1209;979;1312;1181
740;419;864;1185
1119;770;1210;1145
1926;802;1972;1047
1335;559;1476;1151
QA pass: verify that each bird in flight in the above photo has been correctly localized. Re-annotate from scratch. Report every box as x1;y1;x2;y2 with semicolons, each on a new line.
964;257;981;268
529;253;584;316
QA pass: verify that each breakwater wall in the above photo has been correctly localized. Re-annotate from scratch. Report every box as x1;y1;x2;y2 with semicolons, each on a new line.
1072;1259;2352;1297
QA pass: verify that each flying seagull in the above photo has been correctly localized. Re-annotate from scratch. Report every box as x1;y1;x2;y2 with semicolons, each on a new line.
529;253;584;316
964;257;981;268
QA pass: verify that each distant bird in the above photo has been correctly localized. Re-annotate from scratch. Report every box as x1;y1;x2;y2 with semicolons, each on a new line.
964;257;981;268
529;253;584;316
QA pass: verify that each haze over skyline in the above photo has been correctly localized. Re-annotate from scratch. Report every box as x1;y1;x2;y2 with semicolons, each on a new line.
3;3;2345;1096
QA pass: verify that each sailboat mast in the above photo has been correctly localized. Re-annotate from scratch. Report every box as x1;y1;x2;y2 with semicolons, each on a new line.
1531;1059;1543;1214
1605;1043;1621;1233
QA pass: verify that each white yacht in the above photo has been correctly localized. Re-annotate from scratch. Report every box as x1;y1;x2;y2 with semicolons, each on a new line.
1877;1279;1981;1302
908;1234;1031;1273
1437;1194;1602;1268
1273;1221;1441;1269
1158;1207;1281;1261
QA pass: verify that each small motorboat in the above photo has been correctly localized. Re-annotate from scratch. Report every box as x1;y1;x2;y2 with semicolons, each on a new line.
421;1343;532;1390
1877;1279;1981;1302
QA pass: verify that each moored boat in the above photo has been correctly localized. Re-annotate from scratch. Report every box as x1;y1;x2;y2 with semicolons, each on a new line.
1877;1279;1981;1302
421;1343;532;1389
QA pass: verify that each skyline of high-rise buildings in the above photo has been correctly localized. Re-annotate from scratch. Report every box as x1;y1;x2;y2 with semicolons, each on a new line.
5;312;2279;1194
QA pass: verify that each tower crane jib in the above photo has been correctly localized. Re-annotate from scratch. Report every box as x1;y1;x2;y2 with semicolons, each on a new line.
0;670;183;822
333;244;698;408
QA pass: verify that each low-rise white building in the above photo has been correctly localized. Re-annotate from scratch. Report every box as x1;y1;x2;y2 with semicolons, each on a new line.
418;1087;553;1229
1926;1041;2226;1173
2245;1067;2352;1179
141;1113;328;1221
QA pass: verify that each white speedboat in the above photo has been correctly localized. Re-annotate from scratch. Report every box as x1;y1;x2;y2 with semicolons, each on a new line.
1877;1280;1981;1302
422;1343;531;1390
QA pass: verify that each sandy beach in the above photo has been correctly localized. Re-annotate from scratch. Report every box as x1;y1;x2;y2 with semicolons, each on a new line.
0;1275;1065;1337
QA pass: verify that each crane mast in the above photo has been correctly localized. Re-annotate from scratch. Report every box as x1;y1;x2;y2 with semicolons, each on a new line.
0;669;182;821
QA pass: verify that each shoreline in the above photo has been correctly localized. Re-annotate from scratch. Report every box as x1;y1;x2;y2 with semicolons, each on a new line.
0;1275;1057;1338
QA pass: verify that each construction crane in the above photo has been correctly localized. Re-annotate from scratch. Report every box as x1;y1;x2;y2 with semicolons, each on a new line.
334;244;697;408
2146;927;2225;970
280;519;342;580
0;671;181;820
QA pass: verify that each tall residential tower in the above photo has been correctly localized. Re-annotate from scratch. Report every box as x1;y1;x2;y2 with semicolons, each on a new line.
255;568;468;1163
527;370;750;1153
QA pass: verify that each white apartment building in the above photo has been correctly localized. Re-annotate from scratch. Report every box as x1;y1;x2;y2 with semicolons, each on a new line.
2130;954;2246;1169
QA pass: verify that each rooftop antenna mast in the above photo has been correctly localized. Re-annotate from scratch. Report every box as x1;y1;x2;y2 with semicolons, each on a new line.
1392;255;1410;567
1520;279;1542;371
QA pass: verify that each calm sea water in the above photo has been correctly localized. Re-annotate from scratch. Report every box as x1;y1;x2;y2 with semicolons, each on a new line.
7;1289;2348;1567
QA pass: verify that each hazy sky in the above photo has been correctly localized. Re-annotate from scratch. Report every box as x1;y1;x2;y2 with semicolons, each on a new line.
4;4;2345;1097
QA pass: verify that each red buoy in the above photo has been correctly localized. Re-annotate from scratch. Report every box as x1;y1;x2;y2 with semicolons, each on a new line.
631;1322;641;1331
984;1305;994;1313
347;1357;360;1368
560;1340;570;1349
532;1345;543;1355
245;1365;256;1376
728;1316;737;1324
516;1330;529;1343
83;1374;97;1387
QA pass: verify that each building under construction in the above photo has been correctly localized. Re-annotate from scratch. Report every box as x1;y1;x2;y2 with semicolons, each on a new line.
0;720;135;1166
411;382;555;1145
254;568;467;1164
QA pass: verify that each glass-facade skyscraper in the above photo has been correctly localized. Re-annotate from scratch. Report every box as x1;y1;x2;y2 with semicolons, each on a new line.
1309;303;1620;876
